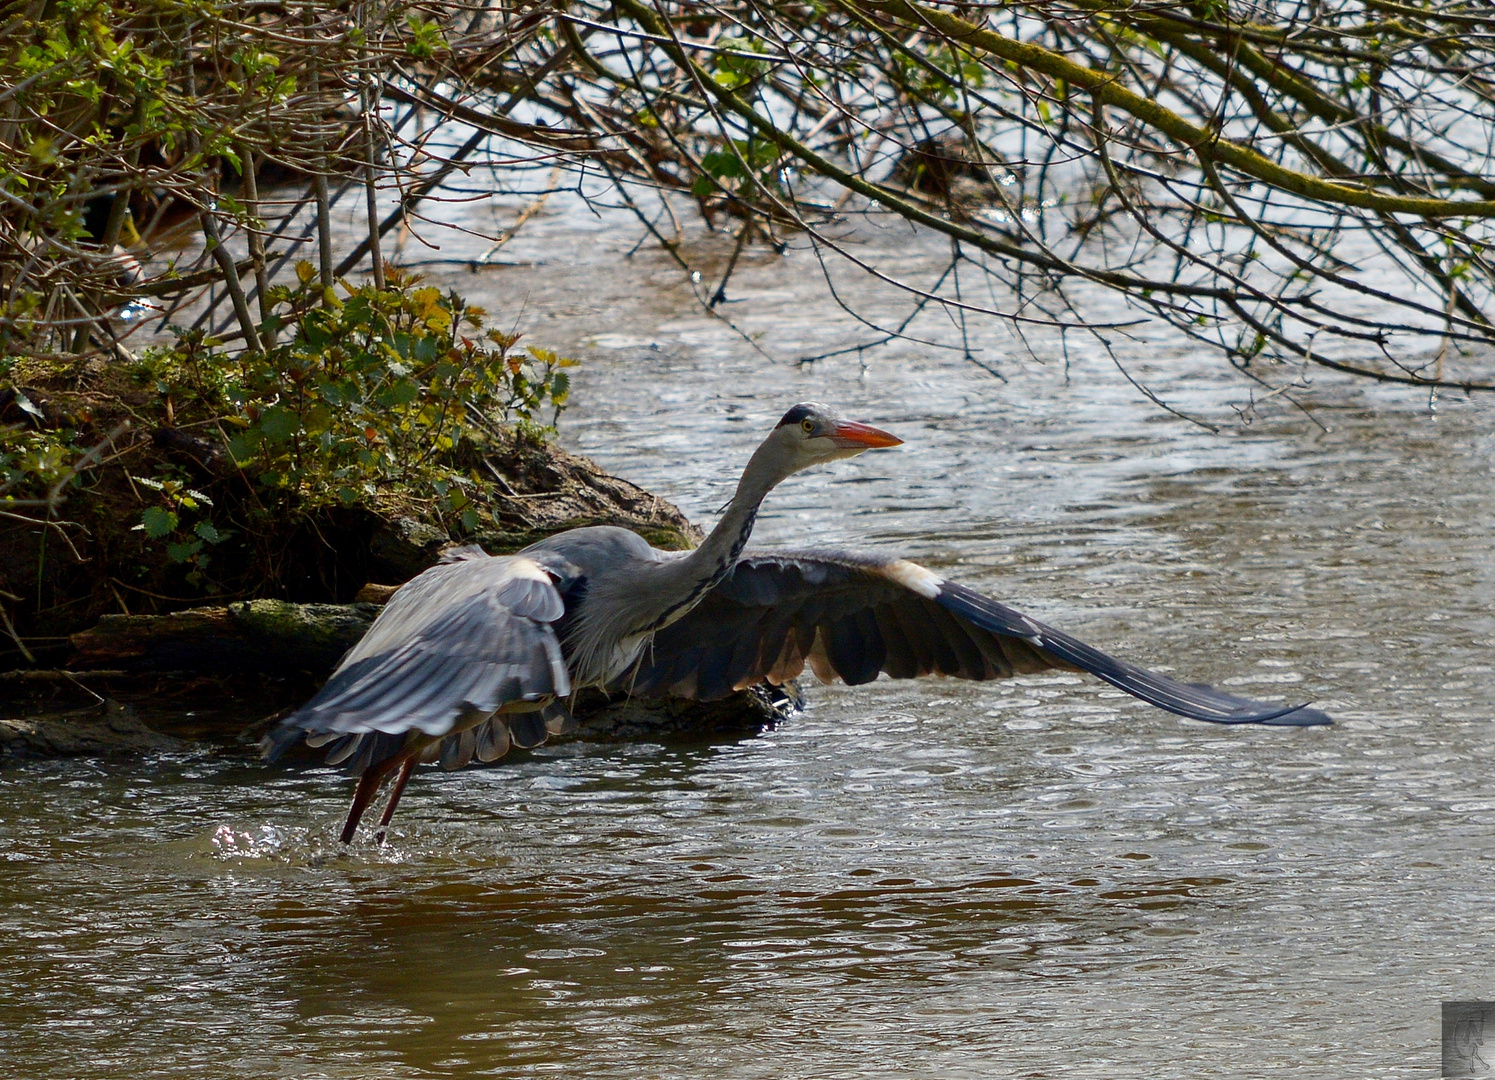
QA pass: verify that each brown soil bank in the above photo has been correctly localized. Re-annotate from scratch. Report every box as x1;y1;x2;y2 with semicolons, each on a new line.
1;406;698;663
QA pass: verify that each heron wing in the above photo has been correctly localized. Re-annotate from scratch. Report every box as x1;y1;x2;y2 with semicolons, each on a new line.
263;554;573;761
624;549;1330;726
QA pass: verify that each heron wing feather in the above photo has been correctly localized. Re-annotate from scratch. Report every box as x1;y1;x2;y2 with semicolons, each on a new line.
937;582;1331;725
625;550;1330;727
264;556;572;760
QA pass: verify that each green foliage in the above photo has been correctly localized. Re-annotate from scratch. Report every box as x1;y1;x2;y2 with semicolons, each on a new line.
1;271;577;594
0;0;426;357
134;267;575;532
708;35;770;90
2;0;295;240
139;504;178;538
0;423;84;500
891;40;987;104
692;137;782;198
404;14;446;60
126;473;228;583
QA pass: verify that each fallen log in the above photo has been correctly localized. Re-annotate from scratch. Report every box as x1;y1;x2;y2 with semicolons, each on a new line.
68;600;381;676
20;595;796;754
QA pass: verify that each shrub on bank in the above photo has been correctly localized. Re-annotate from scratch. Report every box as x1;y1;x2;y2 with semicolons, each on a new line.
124;266;573;579
0;271;576;653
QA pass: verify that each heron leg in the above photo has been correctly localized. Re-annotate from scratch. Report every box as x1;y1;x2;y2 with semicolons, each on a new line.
340;754;404;844
373;757;418;845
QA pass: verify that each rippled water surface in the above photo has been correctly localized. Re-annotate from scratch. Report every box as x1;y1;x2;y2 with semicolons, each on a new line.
4;191;1495;1078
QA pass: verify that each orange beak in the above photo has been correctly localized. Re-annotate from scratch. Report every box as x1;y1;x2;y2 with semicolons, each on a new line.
830;419;903;449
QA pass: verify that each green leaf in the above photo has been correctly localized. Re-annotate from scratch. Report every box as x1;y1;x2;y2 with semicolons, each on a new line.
140;506;178;538
225;433;258;462
257;406;300;443
166;539;204;563
701;149;746;179
377;379;420;408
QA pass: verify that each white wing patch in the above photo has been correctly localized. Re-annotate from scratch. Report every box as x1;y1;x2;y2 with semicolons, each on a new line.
507;557;553;584
883;559;944;599
606;632;652;684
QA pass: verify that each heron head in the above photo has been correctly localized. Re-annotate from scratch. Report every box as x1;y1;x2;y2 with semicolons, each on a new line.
768;402;902;475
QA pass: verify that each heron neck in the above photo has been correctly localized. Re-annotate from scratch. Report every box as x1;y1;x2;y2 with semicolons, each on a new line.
695;439;786;574
641;445;782;630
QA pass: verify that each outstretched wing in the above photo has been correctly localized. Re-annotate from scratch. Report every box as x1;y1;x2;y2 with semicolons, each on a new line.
262;552;573;768
625;550;1330;726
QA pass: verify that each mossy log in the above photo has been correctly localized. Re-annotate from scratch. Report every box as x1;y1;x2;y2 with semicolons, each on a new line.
68;600;382;676
58;597;795;738
7;597;793;756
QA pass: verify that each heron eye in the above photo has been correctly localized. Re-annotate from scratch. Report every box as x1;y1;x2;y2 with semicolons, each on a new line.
800;419;815;434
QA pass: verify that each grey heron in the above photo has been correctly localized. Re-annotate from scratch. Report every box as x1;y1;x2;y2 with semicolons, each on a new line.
264;403;1330;842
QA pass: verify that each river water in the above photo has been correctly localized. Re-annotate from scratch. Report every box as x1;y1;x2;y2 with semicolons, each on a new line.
3;184;1494;1078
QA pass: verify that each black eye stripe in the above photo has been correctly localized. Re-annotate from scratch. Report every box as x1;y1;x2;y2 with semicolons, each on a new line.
776;403;814;428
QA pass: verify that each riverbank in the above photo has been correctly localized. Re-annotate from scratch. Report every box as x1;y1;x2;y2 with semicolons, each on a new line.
0;412;805;756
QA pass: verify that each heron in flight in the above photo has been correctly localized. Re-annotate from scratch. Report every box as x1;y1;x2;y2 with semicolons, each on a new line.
264;403;1330;841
